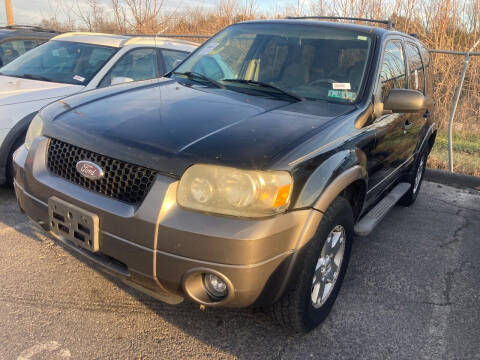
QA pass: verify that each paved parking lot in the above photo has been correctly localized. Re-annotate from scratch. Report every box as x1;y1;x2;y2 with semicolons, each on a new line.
0;181;479;360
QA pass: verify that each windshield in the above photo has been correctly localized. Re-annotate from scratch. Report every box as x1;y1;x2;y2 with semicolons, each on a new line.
174;23;373;103
0;40;117;85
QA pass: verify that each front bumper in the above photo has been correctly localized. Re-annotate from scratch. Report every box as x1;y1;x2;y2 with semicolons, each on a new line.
14;137;322;307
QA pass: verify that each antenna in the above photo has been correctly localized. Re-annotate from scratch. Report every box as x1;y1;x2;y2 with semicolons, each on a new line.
155;26;170;45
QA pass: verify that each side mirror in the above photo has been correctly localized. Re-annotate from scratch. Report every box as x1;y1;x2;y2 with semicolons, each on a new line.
111;76;134;86
383;89;426;113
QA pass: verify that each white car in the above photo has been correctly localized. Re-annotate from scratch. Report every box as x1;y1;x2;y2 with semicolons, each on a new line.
0;32;197;184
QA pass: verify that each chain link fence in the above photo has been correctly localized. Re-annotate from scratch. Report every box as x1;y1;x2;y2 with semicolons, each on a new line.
429;47;480;176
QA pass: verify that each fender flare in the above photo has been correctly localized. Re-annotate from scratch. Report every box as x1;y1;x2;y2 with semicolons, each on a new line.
0;111;37;184
294;149;368;211
271;161;368;304
313;165;367;213
294;164;367;260
416;123;437;157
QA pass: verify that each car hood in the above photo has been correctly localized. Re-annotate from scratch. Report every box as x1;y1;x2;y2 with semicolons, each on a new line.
0;75;84;106
42;78;355;176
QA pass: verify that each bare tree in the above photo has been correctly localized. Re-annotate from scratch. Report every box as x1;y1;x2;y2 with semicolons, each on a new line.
123;0;165;33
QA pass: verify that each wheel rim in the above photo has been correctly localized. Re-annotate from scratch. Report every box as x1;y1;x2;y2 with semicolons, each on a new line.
413;155;426;194
310;225;346;308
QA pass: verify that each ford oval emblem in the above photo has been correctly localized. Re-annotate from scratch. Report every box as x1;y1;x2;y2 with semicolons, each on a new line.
76;161;105;181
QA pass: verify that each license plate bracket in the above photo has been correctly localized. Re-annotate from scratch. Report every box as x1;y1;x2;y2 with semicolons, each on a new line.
48;197;99;252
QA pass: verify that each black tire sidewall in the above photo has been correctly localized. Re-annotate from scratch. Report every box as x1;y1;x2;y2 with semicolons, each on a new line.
5;134;26;186
412;151;427;197
399;149;428;206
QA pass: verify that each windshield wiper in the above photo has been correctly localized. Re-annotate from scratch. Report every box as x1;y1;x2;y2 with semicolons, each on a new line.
20;73;55;83
221;79;304;101
173;71;224;88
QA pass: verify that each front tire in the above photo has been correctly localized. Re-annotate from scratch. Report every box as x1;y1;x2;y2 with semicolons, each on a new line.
5;134;25;187
269;196;354;333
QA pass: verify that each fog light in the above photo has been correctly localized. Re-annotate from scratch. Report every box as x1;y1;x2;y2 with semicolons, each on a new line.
203;273;228;300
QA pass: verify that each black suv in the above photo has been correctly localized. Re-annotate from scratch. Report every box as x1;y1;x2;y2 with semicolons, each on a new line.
0;25;56;66
14;19;435;332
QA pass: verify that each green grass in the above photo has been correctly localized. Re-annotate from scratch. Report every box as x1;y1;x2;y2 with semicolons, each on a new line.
427;130;480;176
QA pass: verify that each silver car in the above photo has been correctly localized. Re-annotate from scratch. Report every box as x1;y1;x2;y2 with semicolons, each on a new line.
0;32;197;185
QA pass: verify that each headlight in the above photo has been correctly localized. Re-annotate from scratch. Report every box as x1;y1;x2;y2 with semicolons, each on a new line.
25;113;44;150
177;164;293;217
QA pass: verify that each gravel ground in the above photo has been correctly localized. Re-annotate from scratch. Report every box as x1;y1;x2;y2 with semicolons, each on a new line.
0;181;479;360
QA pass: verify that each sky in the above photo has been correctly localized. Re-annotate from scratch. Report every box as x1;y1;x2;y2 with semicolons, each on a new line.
0;0;299;27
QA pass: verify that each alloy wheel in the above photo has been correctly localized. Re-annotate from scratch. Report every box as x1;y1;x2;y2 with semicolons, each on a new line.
311;225;346;308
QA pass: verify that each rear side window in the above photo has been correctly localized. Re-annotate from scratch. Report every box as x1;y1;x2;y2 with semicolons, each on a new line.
0;39;37;66
405;42;425;93
419;44;430;68
161;49;189;73
99;48;158;87
379;40;406;101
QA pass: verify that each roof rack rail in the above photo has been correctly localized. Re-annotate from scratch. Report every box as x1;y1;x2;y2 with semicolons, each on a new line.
3;24;57;33
286;16;394;29
124;33;211;39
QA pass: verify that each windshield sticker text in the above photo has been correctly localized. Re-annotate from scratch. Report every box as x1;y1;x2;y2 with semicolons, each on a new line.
328;89;357;101
73;75;85;83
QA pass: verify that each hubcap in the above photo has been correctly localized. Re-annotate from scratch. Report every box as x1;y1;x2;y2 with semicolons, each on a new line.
310;225;346;308
413;155;425;194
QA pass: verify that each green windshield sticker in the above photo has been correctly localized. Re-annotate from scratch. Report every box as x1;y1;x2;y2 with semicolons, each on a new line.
328;89;357;101
357;35;368;41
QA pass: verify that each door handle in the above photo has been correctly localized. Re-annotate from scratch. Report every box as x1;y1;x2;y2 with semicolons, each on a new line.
403;120;413;131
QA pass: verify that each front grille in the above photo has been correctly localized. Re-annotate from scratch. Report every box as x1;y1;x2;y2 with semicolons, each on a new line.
47;138;157;204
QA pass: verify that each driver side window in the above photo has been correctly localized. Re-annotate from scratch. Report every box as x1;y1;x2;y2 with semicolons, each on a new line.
379;40;406;102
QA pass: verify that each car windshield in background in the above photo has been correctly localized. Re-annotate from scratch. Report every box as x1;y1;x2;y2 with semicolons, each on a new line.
0;40;117;85
0;39;38;67
174;23;373;103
